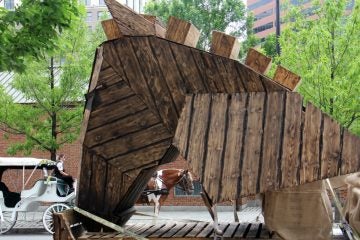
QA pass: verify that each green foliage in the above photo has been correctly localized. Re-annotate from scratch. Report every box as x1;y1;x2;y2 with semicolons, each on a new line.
144;0;249;51
0;14;105;159
261;33;277;59
239;12;260;60
279;0;360;135
0;0;80;72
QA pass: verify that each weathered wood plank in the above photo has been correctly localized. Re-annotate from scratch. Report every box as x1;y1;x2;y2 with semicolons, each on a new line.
221;60;246;92
200;52;226;92
233;223;249;238
220;94;247;201
131;37;179;133
172;222;197;237
321;114;341;178
244;223;260;238
77;148;93;211
165;16;200;47
101;19;122;40
148;222;176;238
241;93;265;196
212;57;238;92
273;65;301;91
96;61;120;87
259;92;285;192
102;43;128;85
185;94;211;181
210;223;229;237
105;0;159;36
140;14;166;38
341;130;360;175
280;93;303;188
141;223;166;237
161;222;186;238
185;222;208;238
173;96;192;158
245;48;272;74
149;37;186;114
235;64;265;92
210;31;240;59
222;222;239;238
196;223;214;238
300;103;322;184
88;155;107;214
204;94;228;201
92;123;172;159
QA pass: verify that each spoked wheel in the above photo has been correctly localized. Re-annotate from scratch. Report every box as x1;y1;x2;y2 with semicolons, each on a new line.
42;203;70;234
0;211;17;234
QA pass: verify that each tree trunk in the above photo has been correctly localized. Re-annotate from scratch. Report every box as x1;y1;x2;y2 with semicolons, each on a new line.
50;57;57;161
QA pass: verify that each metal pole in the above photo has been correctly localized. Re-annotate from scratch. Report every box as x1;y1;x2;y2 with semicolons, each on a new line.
275;0;281;55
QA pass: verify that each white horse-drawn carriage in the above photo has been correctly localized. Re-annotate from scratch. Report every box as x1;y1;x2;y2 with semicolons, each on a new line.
0;157;75;234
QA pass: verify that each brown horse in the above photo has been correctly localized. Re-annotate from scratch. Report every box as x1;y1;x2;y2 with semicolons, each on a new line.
137;169;194;215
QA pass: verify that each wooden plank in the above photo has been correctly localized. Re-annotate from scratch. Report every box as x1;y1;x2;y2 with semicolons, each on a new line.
77;148;93;211
245;48;272;74
165;16;200;47
88;95;147;130
97;60;120;87
148;222;176;238
130;37;179;133
273;65;301;91
341;130;360;175
88;47;104;93
210;223;229;237
170;43;207;93
244;223;260;238
134;223;154;234
161;222;186;237
141;223;166;237
220;94;247;201
320;113;341;178
221;60;246;92
233;223;249;238
259;224;271;239
92;123;172;159
212;57;238;92
101;19;122;40
185;222;208;238
102;42;128;86
172;222;197;237
259;92;285;192
140;14;166;38
241;92;265;196
88;155;107;214
196;222;214;238
125;224;145;232
300;103;322;184
149;37;186;114
185;94;211;181
173;96;192;158
85;108;159;148
235;64;265;92
200;52;226;92
280;93;303;188
210;31;240;59
222;222;239;238
105;0;158;36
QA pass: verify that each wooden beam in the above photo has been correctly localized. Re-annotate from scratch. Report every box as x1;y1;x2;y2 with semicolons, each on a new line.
210;31;240;59
165;16;200;48
273;65;301;91
245;48;272;74
140;14;166;38
105;0;164;37
101;19;122;40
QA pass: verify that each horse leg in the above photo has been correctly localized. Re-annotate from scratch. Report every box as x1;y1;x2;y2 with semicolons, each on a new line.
232;200;239;222
154;196;160;216
212;204;223;238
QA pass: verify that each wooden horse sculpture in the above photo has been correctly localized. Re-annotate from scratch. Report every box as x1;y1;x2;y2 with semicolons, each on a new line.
137;169;194;215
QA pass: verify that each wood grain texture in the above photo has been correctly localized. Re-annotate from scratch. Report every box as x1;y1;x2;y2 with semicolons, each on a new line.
210;31;240;59
273;65;301;91
245;48;272;74
341;130;360;175
166;16;200;47
101;19;122;40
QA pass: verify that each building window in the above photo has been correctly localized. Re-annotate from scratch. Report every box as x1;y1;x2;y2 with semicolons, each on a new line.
253;22;274;34
174;181;202;196
248;0;272;11
290;0;310;5
254;9;274;21
4;0;14;9
99;0;105;5
84;0;91;6
86;12;92;22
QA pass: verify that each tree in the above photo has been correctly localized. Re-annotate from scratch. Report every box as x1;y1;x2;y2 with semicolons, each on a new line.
144;0;253;52
278;0;360;135
0;0;80;72
0;14;106;160
261;33;277;59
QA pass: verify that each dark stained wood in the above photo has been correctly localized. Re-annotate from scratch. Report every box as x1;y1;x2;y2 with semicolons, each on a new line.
241;92;265;196
101;43;128;85
220;94;247;201
88;154;107;215
148;222;176;238
186;222;208;238
233;223;249;238
221;60;246;92
273;65;301;91
280;93;303;188
200;52;226;92
140;14;166;38
161;222;186;238
196;223;214;238
203;94;228;201
245;223;260;238
141;223;166;237
101;19;122;40
300;103;322;184
165;16;200;47
245;48;272;75
235;64;265;92
222;222;239;238
77;148;94;211
341;130;360;175
131;37;179;133
185;95;211;180
210;31;240;59
212;57;238;92
259;92;285;192
172;222;197;237
321;114;341;178
105;0;161;36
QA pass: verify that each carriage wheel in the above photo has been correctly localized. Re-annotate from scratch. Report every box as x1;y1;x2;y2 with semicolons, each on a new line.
42;203;70;234
0;211;17;234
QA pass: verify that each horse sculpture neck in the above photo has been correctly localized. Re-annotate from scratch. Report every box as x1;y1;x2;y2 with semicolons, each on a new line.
156;169;184;189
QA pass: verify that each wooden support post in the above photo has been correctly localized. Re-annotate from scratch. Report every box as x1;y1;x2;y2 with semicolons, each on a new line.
210;31;240;60
101;19;122;40
245;48;272;74
165;16;200;48
273;65;301;91
105;0;165;37
141;14;166;38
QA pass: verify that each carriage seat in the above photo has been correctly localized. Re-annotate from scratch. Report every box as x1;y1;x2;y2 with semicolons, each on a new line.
21;180;47;198
56;178;70;197
1;181;21;207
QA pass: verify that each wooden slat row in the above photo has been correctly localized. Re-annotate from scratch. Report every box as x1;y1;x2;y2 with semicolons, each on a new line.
174;92;360;202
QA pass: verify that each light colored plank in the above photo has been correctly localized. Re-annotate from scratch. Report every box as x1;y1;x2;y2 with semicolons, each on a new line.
245;48;272;74
166;16;200;47
210;31;240;59
273;65;301;91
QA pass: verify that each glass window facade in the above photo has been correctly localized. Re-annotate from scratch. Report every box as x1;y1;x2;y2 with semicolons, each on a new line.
4;0;14;9
255;9;274;21
86;12;92;22
253;22;274;33
248;0;272;11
